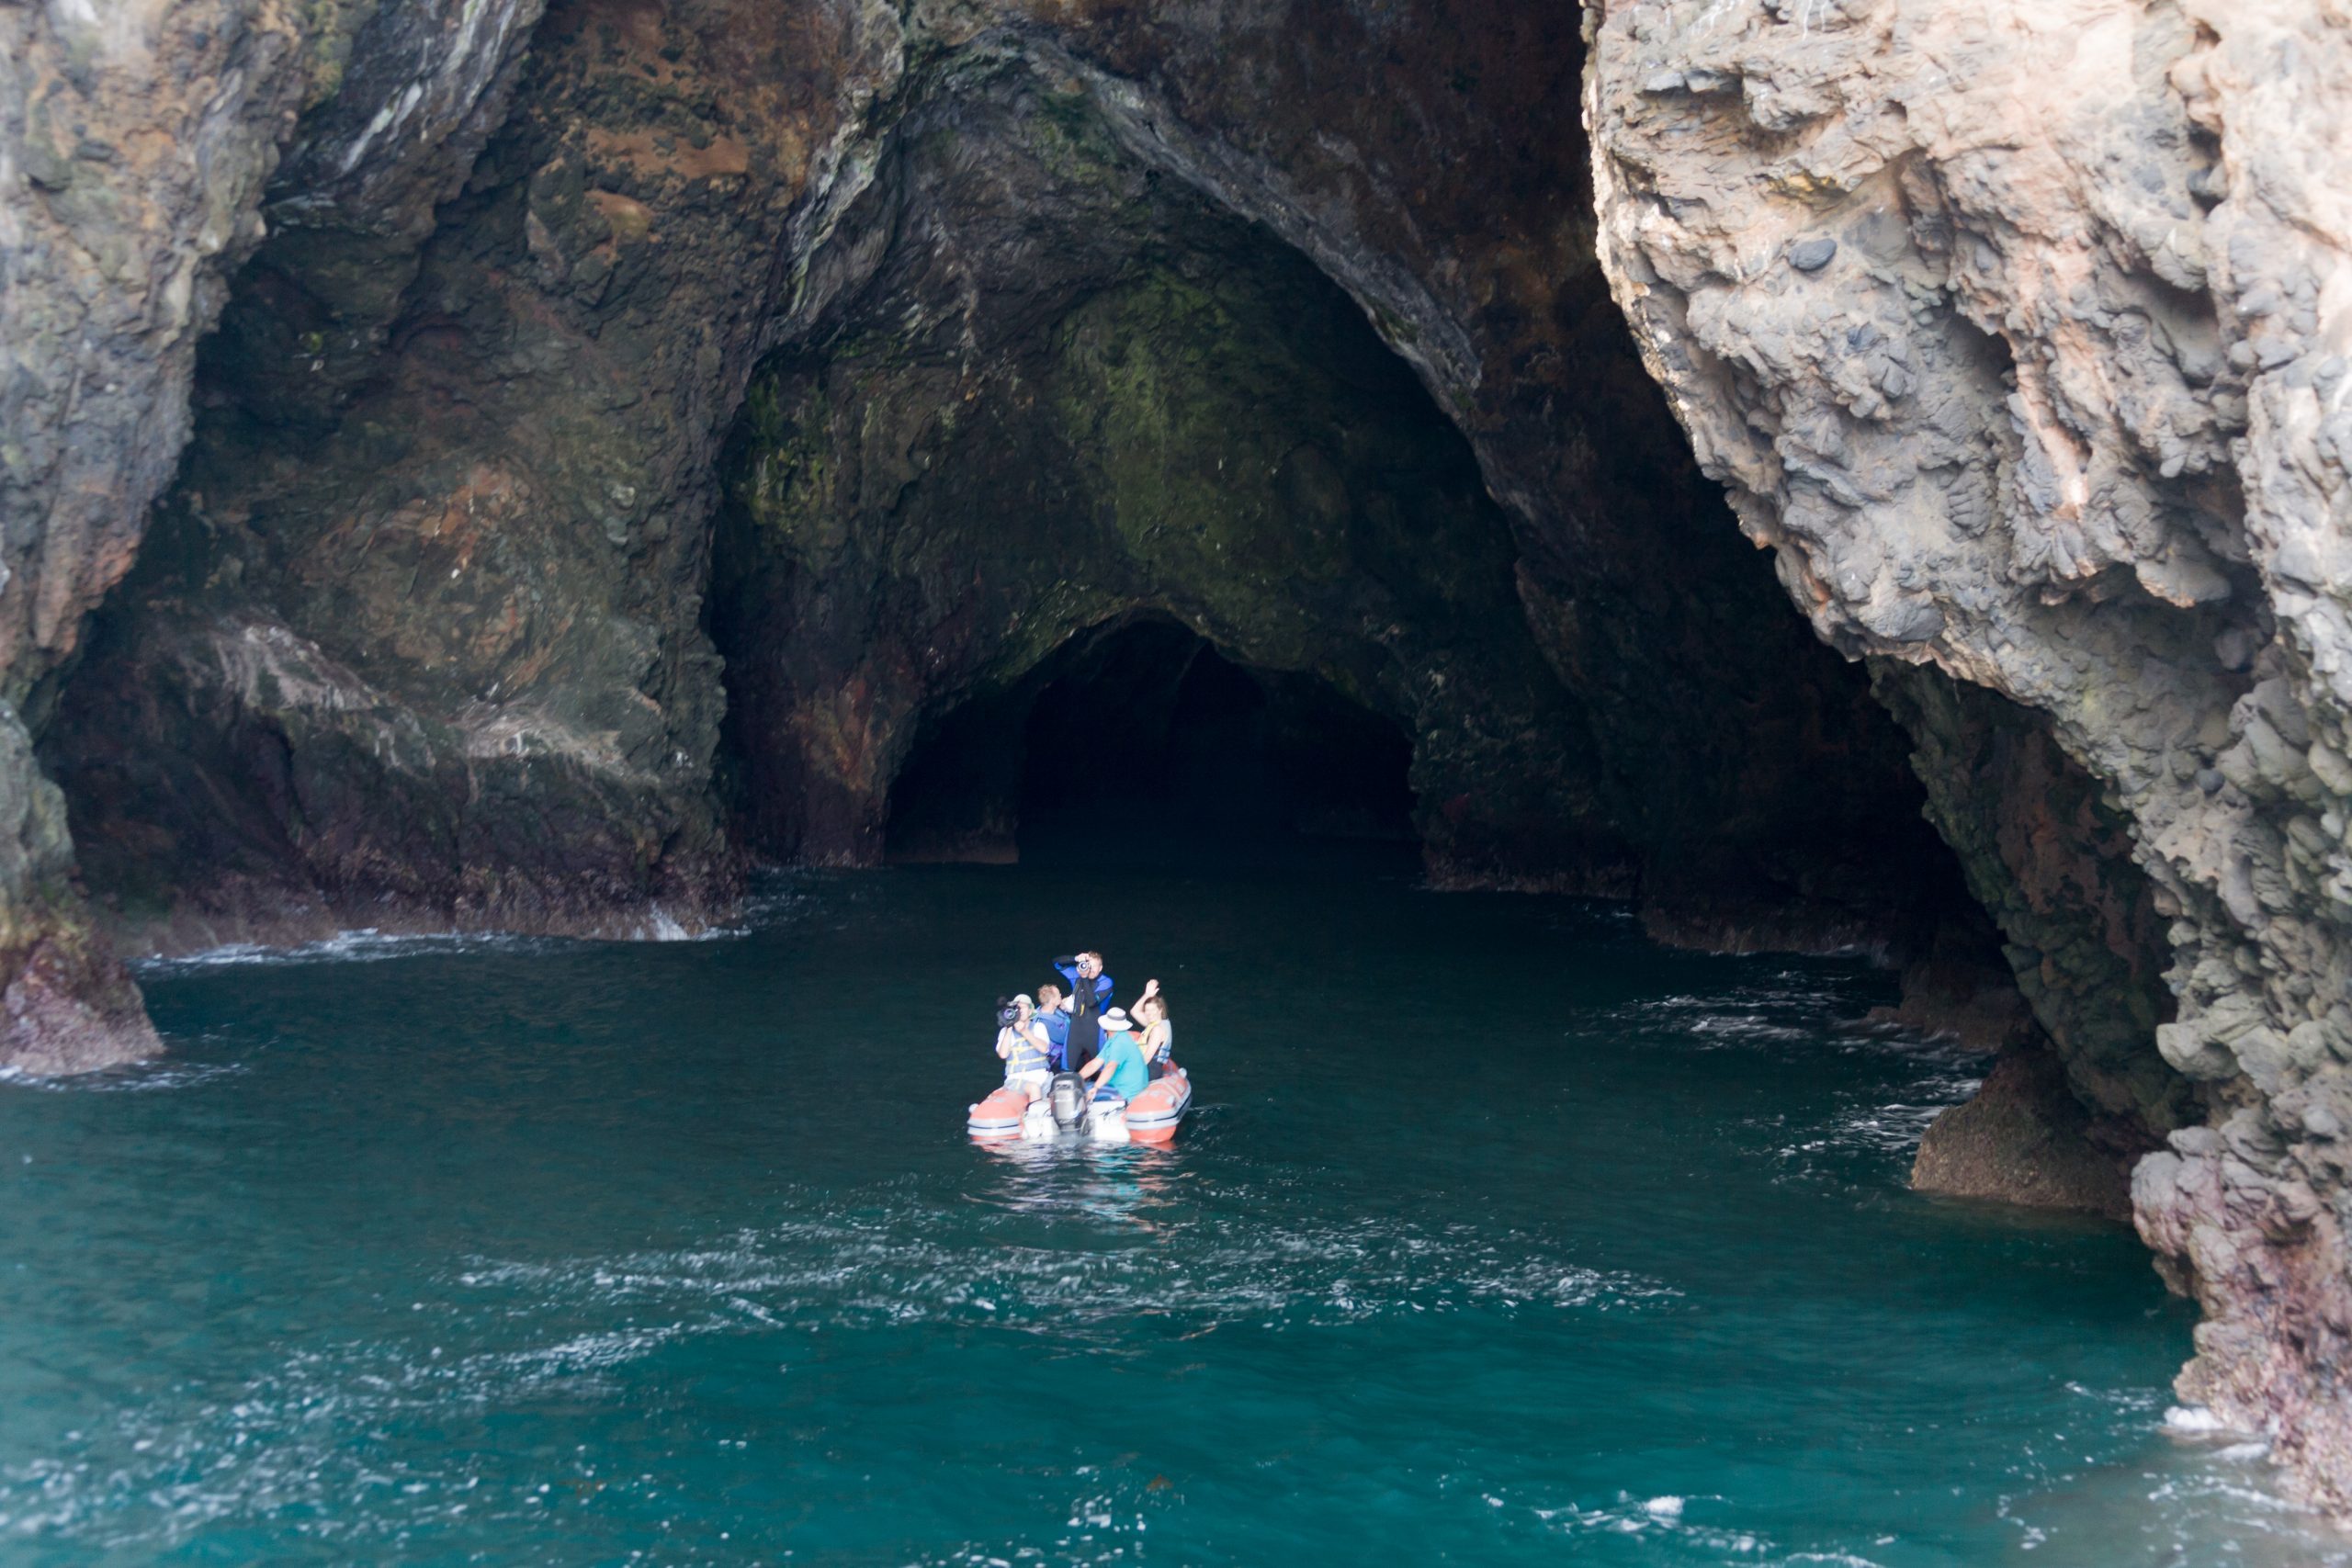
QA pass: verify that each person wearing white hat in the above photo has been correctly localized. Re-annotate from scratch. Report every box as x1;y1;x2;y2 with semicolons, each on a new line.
994;995;1054;1099
1079;1007;1150;1103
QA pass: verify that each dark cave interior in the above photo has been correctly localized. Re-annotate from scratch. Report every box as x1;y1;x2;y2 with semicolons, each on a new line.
883;616;1419;864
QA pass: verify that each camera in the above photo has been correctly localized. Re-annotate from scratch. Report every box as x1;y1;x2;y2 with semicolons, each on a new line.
996;998;1022;1027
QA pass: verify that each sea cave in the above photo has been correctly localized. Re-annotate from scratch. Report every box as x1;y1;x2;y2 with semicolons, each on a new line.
3;0;2350;1553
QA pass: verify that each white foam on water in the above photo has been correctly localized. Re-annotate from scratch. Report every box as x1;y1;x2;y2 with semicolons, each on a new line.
439;1204;1685;1357
0;1057;248;1094
1598;969;1992;1173
2063;1381;2167;1413
134;905;769;978
0;1308;724;1549
1991;1403;2352;1567
134;929;574;976
1527;1491;1782;1556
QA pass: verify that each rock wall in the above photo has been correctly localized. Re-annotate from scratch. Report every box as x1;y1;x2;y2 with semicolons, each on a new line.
39;0;914;951
1871;662;2192;1136
1912;1043;2138;1222
1587;0;2352;1507
0;0;550;1065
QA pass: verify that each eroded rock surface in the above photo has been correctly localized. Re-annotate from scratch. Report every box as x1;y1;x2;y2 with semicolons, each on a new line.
1912;1043;2137;1223
1589;0;2352;1506
38;0;921;949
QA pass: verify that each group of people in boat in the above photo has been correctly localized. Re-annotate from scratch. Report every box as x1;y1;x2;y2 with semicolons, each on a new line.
993;950;1175;1108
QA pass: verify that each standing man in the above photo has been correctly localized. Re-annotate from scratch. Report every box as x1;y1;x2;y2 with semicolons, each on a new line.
1053;951;1114;1074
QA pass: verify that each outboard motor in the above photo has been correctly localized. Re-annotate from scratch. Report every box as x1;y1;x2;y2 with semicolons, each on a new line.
1047;1071;1090;1131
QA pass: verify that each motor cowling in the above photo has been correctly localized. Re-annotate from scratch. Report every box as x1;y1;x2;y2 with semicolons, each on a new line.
1047;1071;1089;1130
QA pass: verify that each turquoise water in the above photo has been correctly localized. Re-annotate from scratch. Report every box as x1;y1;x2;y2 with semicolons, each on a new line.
0;859;2339;1564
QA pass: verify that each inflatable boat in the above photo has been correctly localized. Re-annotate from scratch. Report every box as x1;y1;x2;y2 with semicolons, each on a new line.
967;1066;1193;1145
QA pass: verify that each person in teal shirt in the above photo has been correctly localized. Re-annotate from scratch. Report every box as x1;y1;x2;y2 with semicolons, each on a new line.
1080;1008;1149;1102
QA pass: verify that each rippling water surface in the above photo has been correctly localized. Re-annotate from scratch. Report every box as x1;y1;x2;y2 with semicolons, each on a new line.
0;856;2341;1563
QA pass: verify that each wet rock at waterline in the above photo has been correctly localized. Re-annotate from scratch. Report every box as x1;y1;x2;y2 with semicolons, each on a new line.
5;0;2352;1519
1912;1043;2142;1224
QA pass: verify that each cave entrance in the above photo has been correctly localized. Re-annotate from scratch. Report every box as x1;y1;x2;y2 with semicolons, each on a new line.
884;617;1416;866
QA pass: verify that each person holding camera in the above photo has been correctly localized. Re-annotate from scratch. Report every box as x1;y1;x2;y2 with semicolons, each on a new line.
1052;951;1114;1073
994;995;1055;1100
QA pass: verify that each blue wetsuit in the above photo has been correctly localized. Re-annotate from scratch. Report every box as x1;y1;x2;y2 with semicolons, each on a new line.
1053;959;1114;1072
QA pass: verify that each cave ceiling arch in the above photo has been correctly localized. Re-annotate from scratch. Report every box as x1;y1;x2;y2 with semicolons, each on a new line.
42;0;1956;970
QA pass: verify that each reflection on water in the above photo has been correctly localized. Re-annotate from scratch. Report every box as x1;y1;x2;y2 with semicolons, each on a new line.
0;859;2340;1564
975;1141;1193;1238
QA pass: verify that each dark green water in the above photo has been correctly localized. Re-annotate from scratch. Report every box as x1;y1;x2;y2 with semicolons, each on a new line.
0;858;2338;1564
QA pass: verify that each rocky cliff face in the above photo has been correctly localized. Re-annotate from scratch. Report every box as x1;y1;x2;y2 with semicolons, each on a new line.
1;0;548;1064
707;77;1624;884
1587;0;2352;1508
35;0;888;948
715;212;1611;879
